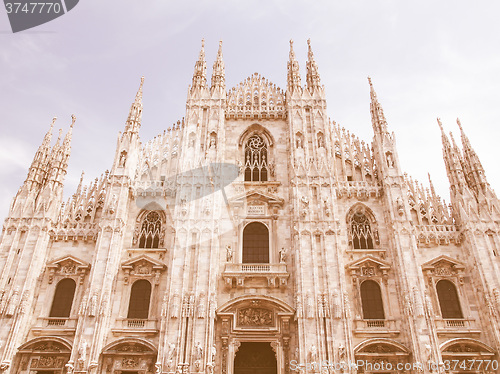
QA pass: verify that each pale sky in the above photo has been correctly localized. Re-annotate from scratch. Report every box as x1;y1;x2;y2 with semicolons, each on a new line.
1;0;500;220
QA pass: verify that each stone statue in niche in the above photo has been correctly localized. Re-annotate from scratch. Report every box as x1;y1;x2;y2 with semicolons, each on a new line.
386;152;394;168
318;133;325;148
77;339;87;369
167;343;176;368
119;151;127;168
396;196;404;216
295;135;305;167
194;342;203;360
309;345;318;362
207;135;217;162
279;247;287;263
226;245;233;262
211;344;216;362
338;344;346;361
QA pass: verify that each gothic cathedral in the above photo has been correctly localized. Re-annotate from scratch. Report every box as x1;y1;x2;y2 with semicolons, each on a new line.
1;40;500;374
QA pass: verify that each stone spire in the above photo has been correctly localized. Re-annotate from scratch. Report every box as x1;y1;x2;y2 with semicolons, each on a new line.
368;77;389;135
191;39;207;92
438;118;467;192
305;39;321;92
287;40;302;94
25;117;56;189
47;115;76;187
63;114;76;153
457;118;489;193
211;40;226;95
124;76;144;134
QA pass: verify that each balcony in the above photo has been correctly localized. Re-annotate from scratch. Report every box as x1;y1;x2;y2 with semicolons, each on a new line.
31;317;77;335
435;318;481;336
353;319;401;336
335;181;382;200
415;225;460;246
111;318;158;335
222;263;289;288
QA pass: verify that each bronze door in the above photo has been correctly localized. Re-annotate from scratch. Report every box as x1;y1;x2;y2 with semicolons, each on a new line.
234;342;277;374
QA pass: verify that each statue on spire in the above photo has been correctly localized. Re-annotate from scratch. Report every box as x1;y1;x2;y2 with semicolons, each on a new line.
306;39;322;92
191;39;207;92
368;77;388;135
211;40;226;95
124;76;144;134
287;39;302;94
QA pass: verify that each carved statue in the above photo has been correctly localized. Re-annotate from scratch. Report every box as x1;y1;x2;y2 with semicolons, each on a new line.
386;152;394;167
211;344;216;362
108;194;117;214
396;196;404;216
296;136;303;149
318;133;325;148
338;344;346;361
167;342;176;360
309;345;318;362
279;247;286;263
226;244;233;262
118;151;127;168
194;341;203;360
171;293;180;318
77;339;87;369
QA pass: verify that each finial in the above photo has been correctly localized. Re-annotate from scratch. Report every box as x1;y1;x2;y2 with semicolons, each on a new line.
456;117;463;131
219;40;222;48
51;117;57;126
367;76;373;87
437;118;443;131
290;39;294;47
201;38;205;48
58;128;63;139
70;114;76;128
307;38;311;46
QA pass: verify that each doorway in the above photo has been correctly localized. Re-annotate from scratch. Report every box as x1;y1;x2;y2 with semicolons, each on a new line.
234;342;277;374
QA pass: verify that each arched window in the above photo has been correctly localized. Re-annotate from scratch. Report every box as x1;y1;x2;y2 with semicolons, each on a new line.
127;280;152;319
242;222;269;263
49;278;76;318
244;135;268;182
139;211;162;248
350;212;374;249
360;280;385;319
436;280;463;319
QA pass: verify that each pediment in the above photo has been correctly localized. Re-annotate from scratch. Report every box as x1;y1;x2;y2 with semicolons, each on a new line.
346;255;390;271
422;255;465;272
46;255;90;272
229;189;284;207
121;255;166;272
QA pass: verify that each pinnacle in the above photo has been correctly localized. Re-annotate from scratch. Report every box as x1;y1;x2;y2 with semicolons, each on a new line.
135;76;145;103
437;117;444;132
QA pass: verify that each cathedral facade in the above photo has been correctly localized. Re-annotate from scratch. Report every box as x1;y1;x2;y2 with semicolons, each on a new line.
0;39;499;374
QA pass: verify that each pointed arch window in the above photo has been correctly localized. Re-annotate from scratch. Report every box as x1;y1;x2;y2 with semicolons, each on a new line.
360;280;385;319
350;212;374;249
127;280;151;319
139;211;162;249
436;280;463;319
244;135;268;182
242;222;269;263
49;278;76;318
